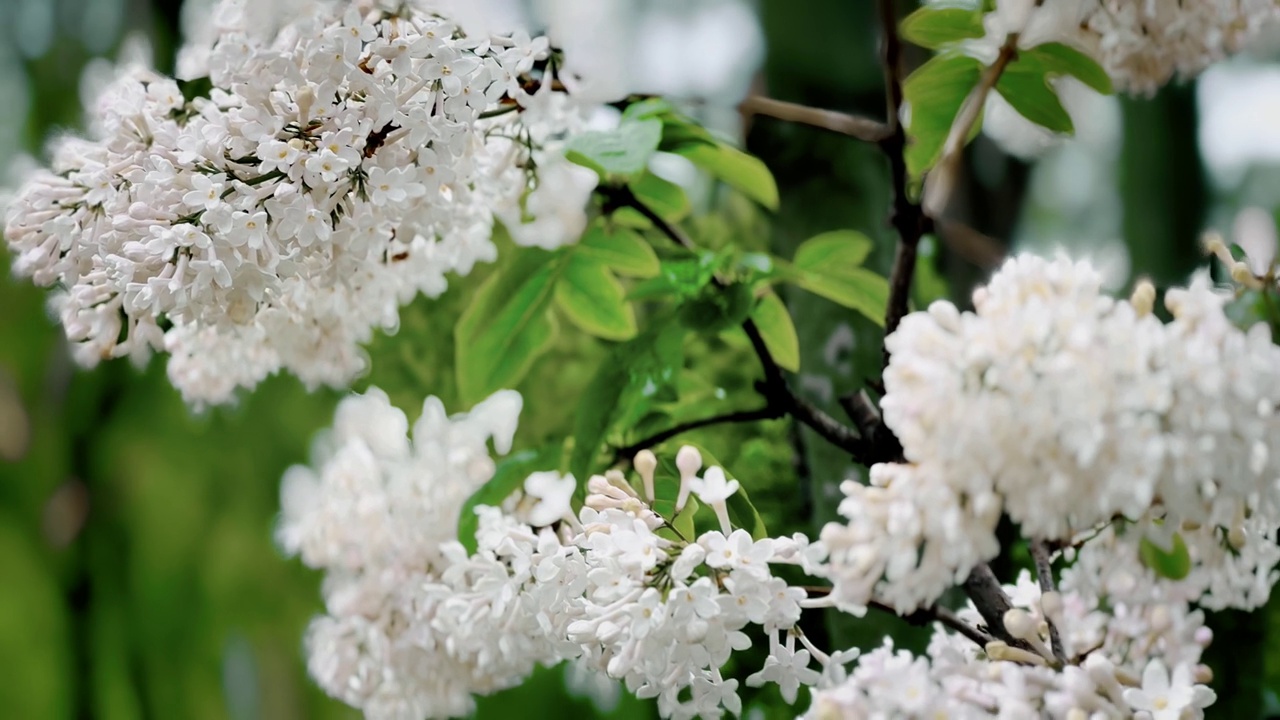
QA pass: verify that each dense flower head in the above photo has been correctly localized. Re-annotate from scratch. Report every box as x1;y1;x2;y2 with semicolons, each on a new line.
4;0;598;406
823;253;1280;613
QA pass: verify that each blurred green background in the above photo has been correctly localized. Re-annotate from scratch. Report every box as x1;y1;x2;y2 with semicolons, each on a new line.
3;1;1280;718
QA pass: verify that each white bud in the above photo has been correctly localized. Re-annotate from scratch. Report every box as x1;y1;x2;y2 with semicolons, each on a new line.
1194;664;1214;684
675;445;701;512
1003;608;1037;641
1129;279;1156;317
634;449;657;501
1039;590;1064;626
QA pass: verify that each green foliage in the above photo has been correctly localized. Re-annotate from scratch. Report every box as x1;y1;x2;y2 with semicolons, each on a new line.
1139;533;1193;581
455;247;562;405
565;117;664;180
1024;42;1114;94
555;255;639;341
578;224;661;278
997;61;1075;134
629;170;692;221
903;52;984;179
647;443;769;540
671;142;780;210
773;230;889;326
899;6;985;49
751;291;801;372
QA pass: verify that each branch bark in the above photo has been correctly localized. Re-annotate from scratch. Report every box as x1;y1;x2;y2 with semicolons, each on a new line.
739;96;890;143
612;406;783;463
1030;540;1067;663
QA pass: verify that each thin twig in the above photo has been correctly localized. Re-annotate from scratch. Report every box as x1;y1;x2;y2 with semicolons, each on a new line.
934;218;1006;270
877;0;933;360
612;406;783;463
868;599;995;648
1030;541;1067;663
739;96;890;143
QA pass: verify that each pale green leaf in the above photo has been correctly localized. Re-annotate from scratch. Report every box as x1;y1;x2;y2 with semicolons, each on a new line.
565;118;663;179
750;292;800;372
900;6;985;49
672;142;780;210
579;223;660;278
554;255;638;341
903;53;984;178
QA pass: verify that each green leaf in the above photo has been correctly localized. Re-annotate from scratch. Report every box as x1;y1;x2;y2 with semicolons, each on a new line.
678;282;756;333
1025;42;1113;94
622;97;676;121
565;118;663;179
627;255;718;301
568;323;686;484
672;496;699;541
672;142;780;210
629;170;691;221
996;64;1074;134
1139;532;1192;581
751;292;800;372
793;230;875;270
457;446;563;554
899;6;985;49
790;266;889;325
554;255;638;341
455;249;561;404
578;223;660;278
177;76;213;103
903;52;984;178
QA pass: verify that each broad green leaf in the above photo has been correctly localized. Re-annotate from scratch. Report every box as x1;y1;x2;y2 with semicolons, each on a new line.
793;230;875;271
455;249;562;404
629;170;691;221
899;6;985;49
904;52;984;179
565;118;663;179
1025;42;1113;94
996;65;1074;134
1139;532;1192;581
554;255;638;341
672;496;699;541
672;142;780;210
750;292;800;372
457;445;563;554
579;223;660;278
792;267;890;325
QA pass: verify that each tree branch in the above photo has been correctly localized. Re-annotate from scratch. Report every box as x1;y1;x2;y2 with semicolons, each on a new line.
877;0;932;361
1030;540;1067;663
613;406;783;463
868;599;995;648
962;563;1019;646
739;96;890;143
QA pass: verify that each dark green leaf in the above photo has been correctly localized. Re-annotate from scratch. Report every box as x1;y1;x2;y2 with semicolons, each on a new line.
996;65;1074;134
679;282;755;333
565;118;663;179
554;255;638;341
899;6;985;49
751;292;800;372
672;142;780;210
793;230;874;270
628;170;691;221
578;223;660;278
455;249;562;404
1139;532;1192;581
177;77;213;103
903;53;984;178
1025;42;1113;94
457;445;563;554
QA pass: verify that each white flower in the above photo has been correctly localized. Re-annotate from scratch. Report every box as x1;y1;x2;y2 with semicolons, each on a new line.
690;466;739;534
747;640;820;704
1123;659;1216;720
523;471;576;527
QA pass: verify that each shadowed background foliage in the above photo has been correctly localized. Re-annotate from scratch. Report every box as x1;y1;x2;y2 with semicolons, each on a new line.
2;1;1279;718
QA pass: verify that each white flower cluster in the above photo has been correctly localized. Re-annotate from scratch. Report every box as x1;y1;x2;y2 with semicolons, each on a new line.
1082;0;1280;95
4;0;598;406
282;395;838;719
807;568;1218;719
972;0;1280;96
823;254;1280;614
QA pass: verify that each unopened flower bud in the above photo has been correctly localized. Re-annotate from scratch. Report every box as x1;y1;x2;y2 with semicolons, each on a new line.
1003;608;1037;640
1194;664;1213;684
675;445;701;512
1130;279;1156;317
1040;591;1064;626
634;449;657;501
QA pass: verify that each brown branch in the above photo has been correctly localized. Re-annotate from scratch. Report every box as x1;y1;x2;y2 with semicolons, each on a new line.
612;406;783;463
962;563;1019;646
934;218;1006;270
868;599;995;648
878;0;932;362
739;96;890;143
1030;541;1067;663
